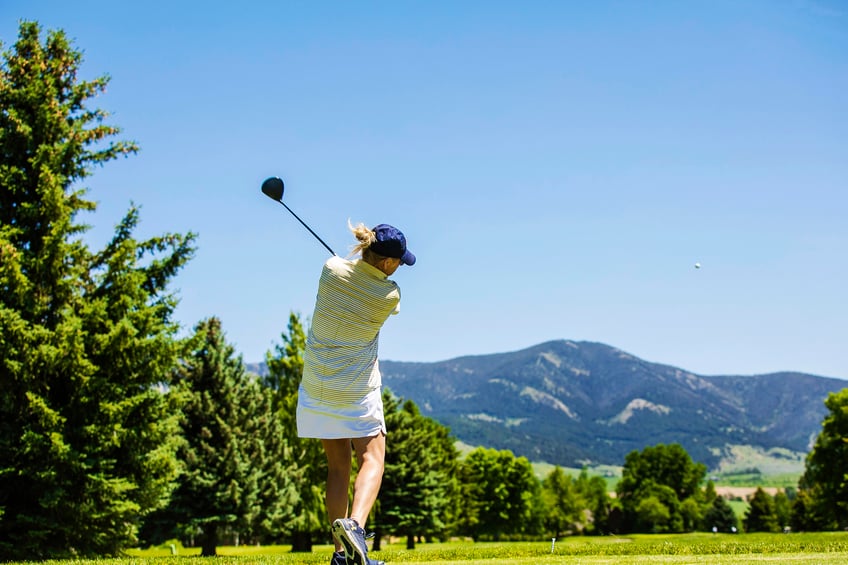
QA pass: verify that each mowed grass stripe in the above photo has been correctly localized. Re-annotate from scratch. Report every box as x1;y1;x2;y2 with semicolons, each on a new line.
14;533;848;564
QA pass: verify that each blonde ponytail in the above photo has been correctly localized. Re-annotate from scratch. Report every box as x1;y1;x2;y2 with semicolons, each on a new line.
348;220;376;257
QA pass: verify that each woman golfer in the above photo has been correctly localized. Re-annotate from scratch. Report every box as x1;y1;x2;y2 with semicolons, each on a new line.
297;222;415;565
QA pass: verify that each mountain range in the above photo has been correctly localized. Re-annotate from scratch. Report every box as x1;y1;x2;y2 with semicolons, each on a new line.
375;340;846;469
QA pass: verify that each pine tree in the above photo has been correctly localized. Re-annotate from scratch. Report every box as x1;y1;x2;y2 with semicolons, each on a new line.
376;393;459;549
0;21;194;558
704;496;739;533
264;312;327;551
744;487;780;533
773;490;792;531
159;318;297;556
790;488;825;532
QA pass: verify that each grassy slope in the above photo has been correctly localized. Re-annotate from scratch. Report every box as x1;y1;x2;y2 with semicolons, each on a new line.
710;445;806;478
530;443;804;488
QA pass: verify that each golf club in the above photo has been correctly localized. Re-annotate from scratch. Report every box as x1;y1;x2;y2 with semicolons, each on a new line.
261;176;336;256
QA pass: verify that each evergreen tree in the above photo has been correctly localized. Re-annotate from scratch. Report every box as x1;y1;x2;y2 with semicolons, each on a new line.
773;490;791;531
789;488;827;532
704;496;739;533
744;487;780;533
376;392;459;549
264;312;327;551
680;478;717;533
702;480;718;507
798;389;848;530
157;318;297;555
0;22;194;558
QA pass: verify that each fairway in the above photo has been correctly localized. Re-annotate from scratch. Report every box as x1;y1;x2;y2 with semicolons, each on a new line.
65;532;842;564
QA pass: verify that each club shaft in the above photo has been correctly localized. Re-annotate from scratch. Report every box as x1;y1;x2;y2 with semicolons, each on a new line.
278;201;336;256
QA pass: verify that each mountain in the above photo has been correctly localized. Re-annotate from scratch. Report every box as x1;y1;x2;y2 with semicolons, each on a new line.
376;340;846;469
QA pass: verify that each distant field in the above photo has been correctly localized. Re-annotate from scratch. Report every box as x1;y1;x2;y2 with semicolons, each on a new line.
529;443;804;492
531;461;622;483
728;498;750;521
69;532;847;564
711;445;806;477
713;472;800;488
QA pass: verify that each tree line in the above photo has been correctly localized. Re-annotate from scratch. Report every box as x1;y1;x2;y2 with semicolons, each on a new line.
1;20;847;560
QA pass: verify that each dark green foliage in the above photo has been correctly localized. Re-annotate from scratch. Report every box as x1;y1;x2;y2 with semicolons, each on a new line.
773;490;791;530
575;468;613;534
541;467;584;537
797;388;848;530
703;496;739;533
693;480;719;532
0;21;194;558
635;493;673;532
376;392;460;549
744;487;781;533
264;312;326;551
148;318;297;556
636;484;680;533
540;467;615;537
790;488;829;532
616;443;707;533
457;447;541;541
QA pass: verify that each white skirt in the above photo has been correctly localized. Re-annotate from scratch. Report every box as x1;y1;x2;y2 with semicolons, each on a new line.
296;385;386;439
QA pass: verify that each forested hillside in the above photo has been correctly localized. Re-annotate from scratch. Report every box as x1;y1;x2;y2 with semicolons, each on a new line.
377;340;846;468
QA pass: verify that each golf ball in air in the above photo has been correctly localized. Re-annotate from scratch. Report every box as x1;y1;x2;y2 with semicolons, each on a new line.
694;262;701;269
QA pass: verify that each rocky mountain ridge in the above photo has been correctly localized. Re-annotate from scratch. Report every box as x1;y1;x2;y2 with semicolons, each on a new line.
377;340;846;468
247;339;845;469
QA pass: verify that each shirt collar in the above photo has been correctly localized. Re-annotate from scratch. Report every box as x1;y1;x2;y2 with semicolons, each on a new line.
354;258;387;279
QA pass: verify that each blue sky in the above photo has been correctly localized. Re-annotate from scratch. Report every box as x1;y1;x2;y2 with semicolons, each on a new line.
2;1;846;378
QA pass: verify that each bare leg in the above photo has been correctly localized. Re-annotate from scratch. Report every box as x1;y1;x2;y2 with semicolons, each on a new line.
349;433;386;528
322;438;353;552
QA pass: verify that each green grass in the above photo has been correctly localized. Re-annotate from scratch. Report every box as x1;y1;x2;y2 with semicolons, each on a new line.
727;498;750;521
710;445;806;477
713;472;800;488
14;532;848;564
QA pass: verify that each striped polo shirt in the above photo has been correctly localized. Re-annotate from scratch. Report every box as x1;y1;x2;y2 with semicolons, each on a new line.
300;256;401;406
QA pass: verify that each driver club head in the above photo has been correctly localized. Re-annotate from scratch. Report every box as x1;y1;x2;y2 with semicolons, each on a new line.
260;174;337;256
261;177;285;201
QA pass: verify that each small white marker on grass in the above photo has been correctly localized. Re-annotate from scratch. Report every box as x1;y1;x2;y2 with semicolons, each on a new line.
551;537;556;553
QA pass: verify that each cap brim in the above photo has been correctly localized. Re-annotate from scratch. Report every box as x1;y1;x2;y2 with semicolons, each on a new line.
401;250;416;266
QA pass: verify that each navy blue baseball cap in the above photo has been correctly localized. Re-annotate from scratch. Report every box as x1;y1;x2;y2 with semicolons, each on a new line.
370;224;416;266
